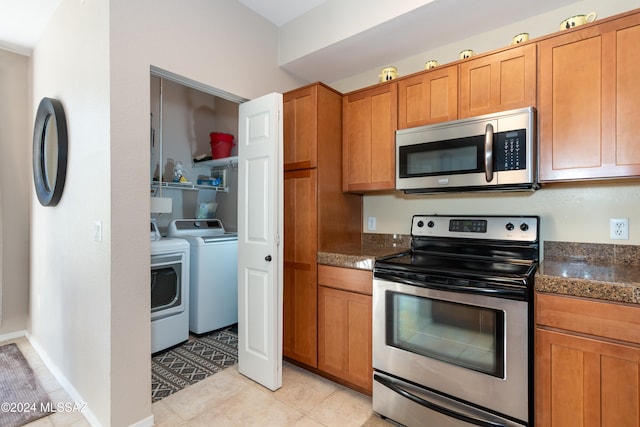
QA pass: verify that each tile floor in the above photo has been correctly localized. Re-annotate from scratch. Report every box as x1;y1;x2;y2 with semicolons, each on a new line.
4;336;396;427
2;337;90;427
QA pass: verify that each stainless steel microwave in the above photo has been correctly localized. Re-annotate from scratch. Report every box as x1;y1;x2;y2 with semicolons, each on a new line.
396;107;537;194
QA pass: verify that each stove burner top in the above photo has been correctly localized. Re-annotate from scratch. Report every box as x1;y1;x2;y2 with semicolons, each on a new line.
374;215;540;301
378;252;536;277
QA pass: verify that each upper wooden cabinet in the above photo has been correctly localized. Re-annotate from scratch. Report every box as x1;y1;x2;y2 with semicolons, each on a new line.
284;82;341;171
343;83;397;192
397;65;458;129
539;11;640;182
459;43;537;118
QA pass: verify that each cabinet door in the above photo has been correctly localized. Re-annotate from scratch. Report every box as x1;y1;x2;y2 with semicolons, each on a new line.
398;65;458;129
539;14;640;181
318;285;372;393
284;85;317;170
536;328;640;427
283;169;317;366
459;43;536;118
343;83;397;192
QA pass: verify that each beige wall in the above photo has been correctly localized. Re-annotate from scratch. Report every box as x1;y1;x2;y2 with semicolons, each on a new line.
108;0;302;425
0;49;30;337
30;0;112;424
27;0;304;426
364;181;640;247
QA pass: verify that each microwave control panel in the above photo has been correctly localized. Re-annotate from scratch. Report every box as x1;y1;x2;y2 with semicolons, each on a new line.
495;129;526;171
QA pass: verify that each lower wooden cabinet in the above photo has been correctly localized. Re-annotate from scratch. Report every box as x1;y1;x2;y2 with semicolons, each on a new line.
317;265;373;394
535;293;640;427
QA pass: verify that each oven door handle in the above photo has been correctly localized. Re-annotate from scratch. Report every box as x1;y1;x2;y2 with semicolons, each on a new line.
374;272;526;300
374;374;510;427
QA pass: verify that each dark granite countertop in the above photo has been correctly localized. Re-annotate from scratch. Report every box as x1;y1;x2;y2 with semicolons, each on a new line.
317;246;407;270
319;238;640;304
536;241;640;305
317;233;410;271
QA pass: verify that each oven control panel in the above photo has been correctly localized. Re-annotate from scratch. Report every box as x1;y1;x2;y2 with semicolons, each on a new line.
412;215;538;242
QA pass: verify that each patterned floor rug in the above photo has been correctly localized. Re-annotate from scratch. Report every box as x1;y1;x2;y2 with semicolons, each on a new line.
0;343;52;427
151;326;238;402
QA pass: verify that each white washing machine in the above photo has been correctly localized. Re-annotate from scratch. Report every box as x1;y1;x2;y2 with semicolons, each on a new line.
167;219;238;334
150;221;190;353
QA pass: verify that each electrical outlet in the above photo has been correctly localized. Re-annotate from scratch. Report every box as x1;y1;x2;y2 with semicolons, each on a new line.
368;217;376;231
610;218;629;240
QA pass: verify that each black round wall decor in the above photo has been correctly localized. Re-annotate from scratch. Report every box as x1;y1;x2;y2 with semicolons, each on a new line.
33;97;68;206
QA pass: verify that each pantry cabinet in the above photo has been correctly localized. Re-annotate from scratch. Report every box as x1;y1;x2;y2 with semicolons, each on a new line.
283;169;318;366
283;83;362;367
342;83;397;192
459;43;537;118
535;292;640;427
318;265;373;394
538;11;640;182
283;85;317;170
397;65;458;129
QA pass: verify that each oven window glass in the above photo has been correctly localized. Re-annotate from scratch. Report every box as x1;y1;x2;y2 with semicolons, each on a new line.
406;145;477;175
151;266;181;312
386;292;505;377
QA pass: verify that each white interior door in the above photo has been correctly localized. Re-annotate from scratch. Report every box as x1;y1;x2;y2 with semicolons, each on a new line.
237;92;283;391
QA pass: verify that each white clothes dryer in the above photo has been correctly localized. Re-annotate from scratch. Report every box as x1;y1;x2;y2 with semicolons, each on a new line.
150;235;190;353
167;219;238;334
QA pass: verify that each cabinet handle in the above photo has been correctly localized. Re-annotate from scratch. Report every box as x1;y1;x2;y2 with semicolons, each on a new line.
265;255;272;262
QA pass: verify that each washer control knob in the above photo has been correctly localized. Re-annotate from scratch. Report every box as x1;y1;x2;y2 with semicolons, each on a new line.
427;221;435;228
520;223;529;232
417;220;424;228
505;222;515;231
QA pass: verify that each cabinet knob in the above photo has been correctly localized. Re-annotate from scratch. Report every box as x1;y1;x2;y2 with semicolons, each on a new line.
265;255;272;262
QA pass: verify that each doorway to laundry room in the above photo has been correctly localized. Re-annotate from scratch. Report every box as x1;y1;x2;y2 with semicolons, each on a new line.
149;68;244;401
148;67;284;400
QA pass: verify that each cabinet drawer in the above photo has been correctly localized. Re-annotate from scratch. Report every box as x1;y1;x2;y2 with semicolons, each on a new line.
536;292;640;345
318;264;372;295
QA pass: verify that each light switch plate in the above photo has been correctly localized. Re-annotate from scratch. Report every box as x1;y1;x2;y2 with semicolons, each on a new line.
94;220;103;242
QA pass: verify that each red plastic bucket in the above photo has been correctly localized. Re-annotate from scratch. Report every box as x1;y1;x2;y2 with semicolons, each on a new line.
209;132;235;159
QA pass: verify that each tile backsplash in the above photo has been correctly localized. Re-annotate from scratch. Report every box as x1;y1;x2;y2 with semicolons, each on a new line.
363;233;411;249
544;241;640;265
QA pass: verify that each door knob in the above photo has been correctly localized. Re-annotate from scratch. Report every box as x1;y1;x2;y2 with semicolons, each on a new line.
265;255;272;262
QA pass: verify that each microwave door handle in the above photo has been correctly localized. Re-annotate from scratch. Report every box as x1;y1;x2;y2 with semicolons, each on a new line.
484;123;494;182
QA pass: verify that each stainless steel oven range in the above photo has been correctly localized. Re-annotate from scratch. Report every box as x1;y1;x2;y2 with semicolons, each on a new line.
373;215;539;427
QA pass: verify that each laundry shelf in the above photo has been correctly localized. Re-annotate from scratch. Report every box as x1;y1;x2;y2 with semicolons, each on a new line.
192;156;238;170
151;181;228;193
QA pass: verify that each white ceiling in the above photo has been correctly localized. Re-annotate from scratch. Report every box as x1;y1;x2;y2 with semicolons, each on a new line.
0;0;61;53
0;0;583;83
0;0;322;53
237;0;327;27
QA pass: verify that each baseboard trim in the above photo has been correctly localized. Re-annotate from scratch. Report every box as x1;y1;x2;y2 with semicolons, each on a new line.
0;329;26;343
129;414;155;427
26;332;102;427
